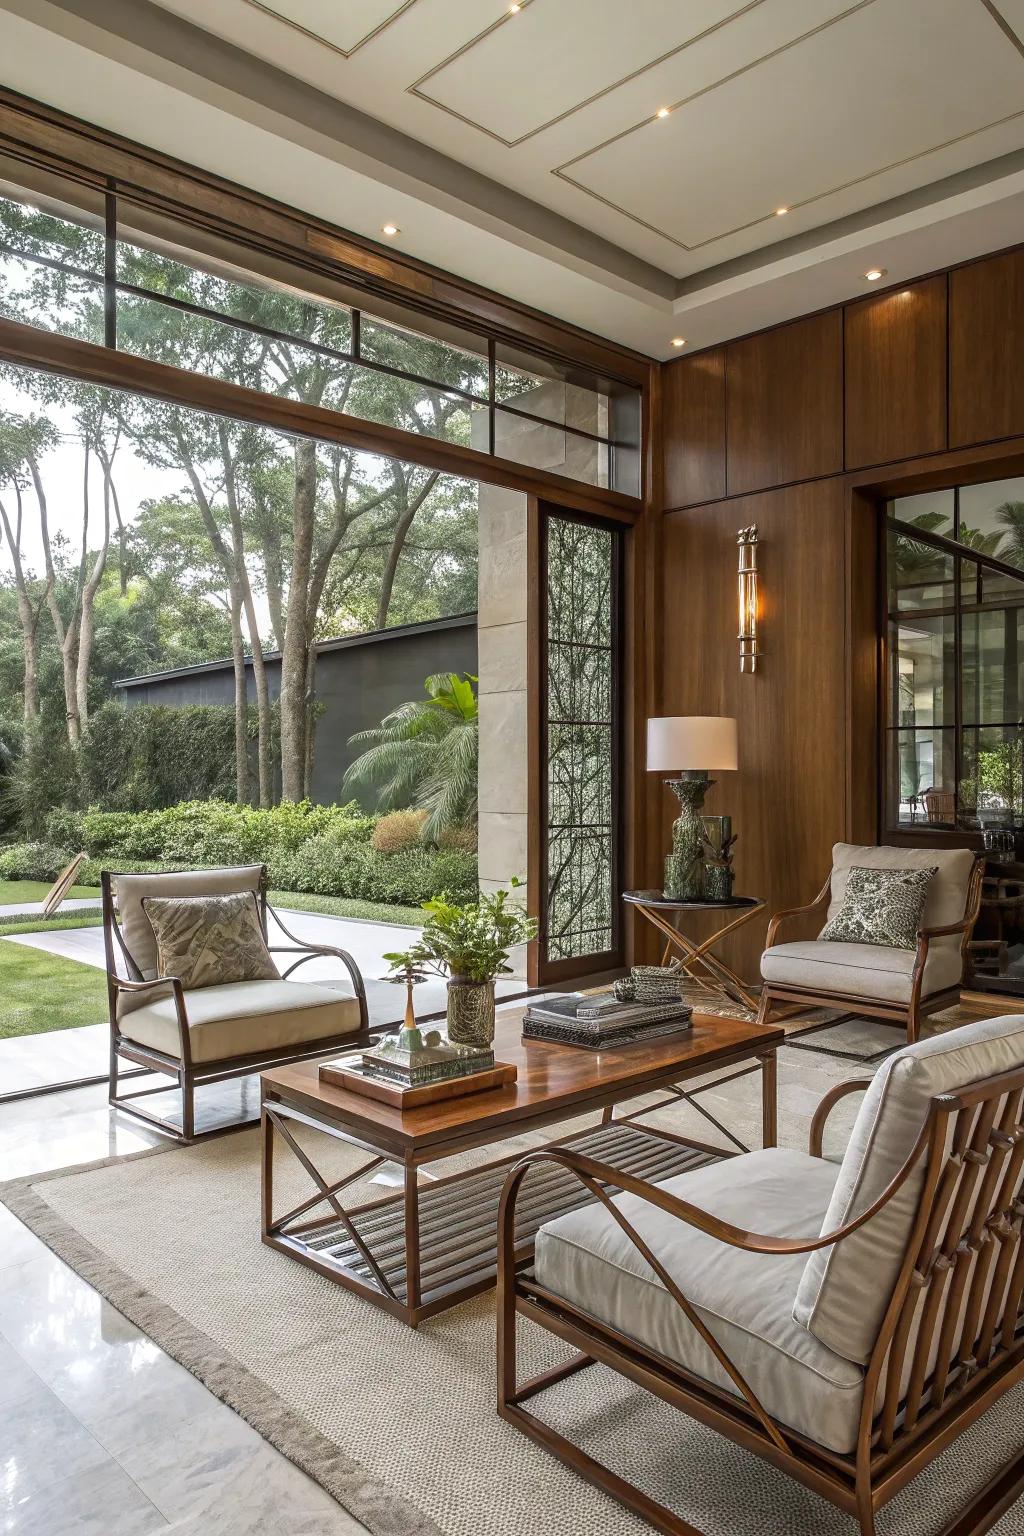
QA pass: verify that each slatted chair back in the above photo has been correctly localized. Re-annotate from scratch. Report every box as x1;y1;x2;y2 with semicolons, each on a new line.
795;1014;1024;1365
866;1054;1024;1461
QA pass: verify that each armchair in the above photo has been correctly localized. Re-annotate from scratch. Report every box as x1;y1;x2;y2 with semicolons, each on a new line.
103;864;373;1143
498;1013;1024;1536
756;842;983;1043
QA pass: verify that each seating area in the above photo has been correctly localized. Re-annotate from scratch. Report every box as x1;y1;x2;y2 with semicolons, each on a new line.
3;7;1024;1536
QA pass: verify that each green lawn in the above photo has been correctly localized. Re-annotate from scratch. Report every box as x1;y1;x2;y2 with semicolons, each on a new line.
0;908;104;936
0;942;109;1039
0;878;99;905
269;891;423;926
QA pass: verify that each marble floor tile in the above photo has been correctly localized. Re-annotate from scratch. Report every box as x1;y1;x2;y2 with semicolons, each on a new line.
1;1457;167;1536
0;1207;48;1272
0;1367;111;1512
0;1262;144;1384
154;1437;368;1536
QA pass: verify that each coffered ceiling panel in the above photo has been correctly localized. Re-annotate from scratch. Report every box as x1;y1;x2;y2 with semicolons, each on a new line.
411;0;754;146
243;0;416;56
560;0;1024;251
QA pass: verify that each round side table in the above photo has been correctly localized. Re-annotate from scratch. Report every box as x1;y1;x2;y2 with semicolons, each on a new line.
622;890;765;1012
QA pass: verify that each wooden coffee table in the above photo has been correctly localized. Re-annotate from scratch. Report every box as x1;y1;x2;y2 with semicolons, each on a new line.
260;1007;783;1327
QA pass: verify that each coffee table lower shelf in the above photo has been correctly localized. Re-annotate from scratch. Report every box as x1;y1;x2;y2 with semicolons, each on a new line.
262;1116;723;1325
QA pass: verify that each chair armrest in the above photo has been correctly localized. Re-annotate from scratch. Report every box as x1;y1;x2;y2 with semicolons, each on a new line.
110;974;190;1063
111;973;181;998
266;902;369;1029
808;1080;872;1158
500;1120;932;1260
764;877;831;949
917;916;974;941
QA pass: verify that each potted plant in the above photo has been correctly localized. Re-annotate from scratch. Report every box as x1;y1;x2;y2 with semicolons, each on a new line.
384;879;537;1047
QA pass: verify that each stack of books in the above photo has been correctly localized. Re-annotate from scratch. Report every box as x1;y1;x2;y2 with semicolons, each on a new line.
522;991;692;1049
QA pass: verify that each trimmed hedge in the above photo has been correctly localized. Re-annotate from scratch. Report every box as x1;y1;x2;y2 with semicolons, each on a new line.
3;798;478;907
78;702;243;810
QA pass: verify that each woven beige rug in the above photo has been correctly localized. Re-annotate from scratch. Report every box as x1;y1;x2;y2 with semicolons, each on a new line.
3;1081;1024;1536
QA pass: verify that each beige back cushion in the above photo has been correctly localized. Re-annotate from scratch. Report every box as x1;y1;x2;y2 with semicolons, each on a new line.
824;843;975;970
794;1013;1024;1363
114;866;264;991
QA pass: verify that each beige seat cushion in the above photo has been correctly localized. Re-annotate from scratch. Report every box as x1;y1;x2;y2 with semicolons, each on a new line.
534;1147;865;1455
760;938;961;1003
118;978;362;1064
795;1013;1024;1365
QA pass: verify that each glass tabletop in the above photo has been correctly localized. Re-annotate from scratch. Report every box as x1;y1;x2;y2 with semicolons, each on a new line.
621;890;763;911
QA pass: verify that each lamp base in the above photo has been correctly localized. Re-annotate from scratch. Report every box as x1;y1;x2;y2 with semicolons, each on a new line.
664;773;711;901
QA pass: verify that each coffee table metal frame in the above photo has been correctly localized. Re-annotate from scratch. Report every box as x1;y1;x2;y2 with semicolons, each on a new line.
260;1020;781;1328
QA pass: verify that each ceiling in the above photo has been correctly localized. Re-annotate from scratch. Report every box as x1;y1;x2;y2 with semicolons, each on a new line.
2;0;1024;357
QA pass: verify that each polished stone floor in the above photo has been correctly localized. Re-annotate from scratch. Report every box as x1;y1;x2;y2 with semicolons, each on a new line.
0;1007;1011;1535
0;1080;374;1536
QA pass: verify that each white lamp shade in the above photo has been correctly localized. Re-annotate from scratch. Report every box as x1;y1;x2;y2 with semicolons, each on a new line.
647;716;738;772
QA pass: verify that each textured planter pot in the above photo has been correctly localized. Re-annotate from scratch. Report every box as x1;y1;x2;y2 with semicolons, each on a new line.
446;976;496;1047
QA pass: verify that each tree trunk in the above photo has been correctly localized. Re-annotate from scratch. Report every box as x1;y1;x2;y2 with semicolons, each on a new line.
76;449;112;736
0;488;41;721
219;424;272;807
280;439;317;801
227;585;249;804
30;453;81;744
375;471;439;630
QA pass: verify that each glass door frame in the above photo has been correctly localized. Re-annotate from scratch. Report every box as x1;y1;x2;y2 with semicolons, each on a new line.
882;497;1024;842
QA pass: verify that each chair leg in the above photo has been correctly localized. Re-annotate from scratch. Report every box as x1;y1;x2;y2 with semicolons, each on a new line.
180;1072;195;1143
907;997;921;1045
755;986;774;1028
108;1033;119;1108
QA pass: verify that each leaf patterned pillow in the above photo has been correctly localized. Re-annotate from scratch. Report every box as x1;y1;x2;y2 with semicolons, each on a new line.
142;892;280;990
819;865;937;950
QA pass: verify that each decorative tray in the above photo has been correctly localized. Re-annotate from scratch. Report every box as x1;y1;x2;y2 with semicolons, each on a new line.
319;1057;517;1108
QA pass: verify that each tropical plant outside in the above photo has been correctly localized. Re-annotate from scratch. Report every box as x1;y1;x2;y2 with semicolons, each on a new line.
342;672;478;842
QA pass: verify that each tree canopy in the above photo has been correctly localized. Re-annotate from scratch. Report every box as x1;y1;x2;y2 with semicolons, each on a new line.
0;192;481;806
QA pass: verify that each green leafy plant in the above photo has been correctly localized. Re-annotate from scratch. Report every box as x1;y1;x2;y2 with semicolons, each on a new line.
342;672;478;841
385;878;537;984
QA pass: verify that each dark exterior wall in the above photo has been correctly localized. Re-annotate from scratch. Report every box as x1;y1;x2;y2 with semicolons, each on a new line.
116;615;477;808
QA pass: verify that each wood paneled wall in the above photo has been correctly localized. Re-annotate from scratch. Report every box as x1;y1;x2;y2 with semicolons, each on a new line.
660;481;849;977
663;244;1024;511
653;242;1024;981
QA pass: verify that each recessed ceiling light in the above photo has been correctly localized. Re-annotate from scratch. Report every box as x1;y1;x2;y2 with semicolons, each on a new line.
656;107;671;119
863;267;887;282
381;223;400;237
508;3;521;11
670;337;686;348
774;206;789;217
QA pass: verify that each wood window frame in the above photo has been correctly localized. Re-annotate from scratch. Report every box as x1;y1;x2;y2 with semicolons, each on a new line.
0;86;650;515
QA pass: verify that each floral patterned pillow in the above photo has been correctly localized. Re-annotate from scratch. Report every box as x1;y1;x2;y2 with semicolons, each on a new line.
819;865;937;950
142;891;280;989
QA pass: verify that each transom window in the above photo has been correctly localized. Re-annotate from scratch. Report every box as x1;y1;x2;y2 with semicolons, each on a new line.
885;477;1024;835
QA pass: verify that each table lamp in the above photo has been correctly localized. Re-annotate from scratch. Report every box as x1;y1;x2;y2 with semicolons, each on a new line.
647;717;738;901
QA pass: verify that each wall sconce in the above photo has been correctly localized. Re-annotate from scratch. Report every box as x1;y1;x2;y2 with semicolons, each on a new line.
737;524;760;673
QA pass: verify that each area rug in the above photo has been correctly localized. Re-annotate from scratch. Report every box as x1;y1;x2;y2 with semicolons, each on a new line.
3;1093;1024;1536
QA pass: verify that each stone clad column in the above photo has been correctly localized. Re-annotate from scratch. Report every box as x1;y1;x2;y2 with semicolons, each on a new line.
476;483;530;974
473;382;602;976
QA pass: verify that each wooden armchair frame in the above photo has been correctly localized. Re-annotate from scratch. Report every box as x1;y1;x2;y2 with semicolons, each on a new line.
497;1063;1024;1536
103;867;374;1143
755;858;985;1043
